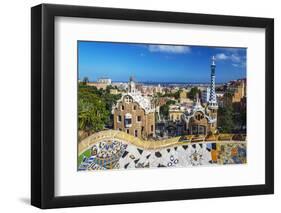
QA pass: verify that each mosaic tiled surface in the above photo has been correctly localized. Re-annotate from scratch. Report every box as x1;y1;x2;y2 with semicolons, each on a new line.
78;140;246;171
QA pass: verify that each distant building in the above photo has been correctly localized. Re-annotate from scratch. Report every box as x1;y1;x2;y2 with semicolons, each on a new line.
155;97;169;107
87;82;108;90
182;56;218;135
112;77;156;139
179;97;193;105
179;90;191;104
169;104;190;122
112;82;128;91
109;89;120;95
182;95;217;135
223;78;246;109
201;87;210;104
140;85;154;96
216;92;224;98
97;77;112;85
179;91;187;99
171;87;180;94
154;84;164;94
86;77;112;90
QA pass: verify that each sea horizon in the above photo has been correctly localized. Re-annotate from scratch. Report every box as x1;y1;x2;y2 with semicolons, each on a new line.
83;80;245;85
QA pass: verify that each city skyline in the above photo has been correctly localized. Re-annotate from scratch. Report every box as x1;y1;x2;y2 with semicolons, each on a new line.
78;41;246;83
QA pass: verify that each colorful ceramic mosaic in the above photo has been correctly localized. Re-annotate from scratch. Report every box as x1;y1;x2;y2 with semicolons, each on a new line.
78;140;246;171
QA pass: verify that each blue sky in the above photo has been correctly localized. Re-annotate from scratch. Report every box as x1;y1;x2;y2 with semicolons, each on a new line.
78;41;246;83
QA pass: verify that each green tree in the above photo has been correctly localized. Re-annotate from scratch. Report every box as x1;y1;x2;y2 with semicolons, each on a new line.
166;100;176;105
173;90;182;100
78;84;122;131
82;76;89;85
78;90;109;132
188;87;200;100
105;85;118;93
159;100;176;120
160;104;170;120
240;108;246;127
217;105;235;133
233;107;246;131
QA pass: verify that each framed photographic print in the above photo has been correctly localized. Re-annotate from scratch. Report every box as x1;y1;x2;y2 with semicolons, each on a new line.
31;3;274;209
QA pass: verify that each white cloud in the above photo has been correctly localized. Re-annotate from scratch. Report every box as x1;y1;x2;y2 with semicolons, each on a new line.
216;53;242;63
216;51;245;69
232;61;246;68
148;45;191;54
216;53;229;60
230;54;241;63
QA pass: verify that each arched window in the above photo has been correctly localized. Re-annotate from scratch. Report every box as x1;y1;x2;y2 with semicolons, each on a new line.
117;115;122;122
124;113;132;127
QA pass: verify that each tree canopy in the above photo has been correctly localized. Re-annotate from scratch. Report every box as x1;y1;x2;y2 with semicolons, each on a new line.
159;99;176;120
82;76;89;85
217;105;235;133
78;90;109;132
188;87;200;100
78;83;121;133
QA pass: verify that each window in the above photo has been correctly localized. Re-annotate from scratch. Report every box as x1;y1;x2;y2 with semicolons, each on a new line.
117;115;122;122
151;125;154;132
126;129;130;134
134;129;138;137
125;96;133;103
198;125;205;135
124;113;132;127
192;125;198;134
137;116;141;122
125;118;132;127
195;112;204;121
121;105;124;110
134;105;137;110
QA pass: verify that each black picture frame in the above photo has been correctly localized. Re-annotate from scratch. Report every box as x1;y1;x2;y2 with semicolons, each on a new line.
31;3;274;209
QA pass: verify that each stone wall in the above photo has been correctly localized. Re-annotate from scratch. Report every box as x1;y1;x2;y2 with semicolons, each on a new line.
113;98;155;139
